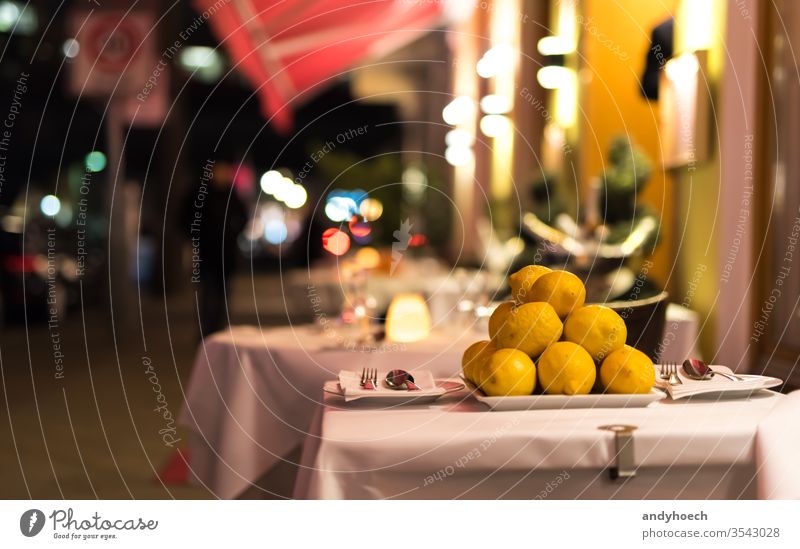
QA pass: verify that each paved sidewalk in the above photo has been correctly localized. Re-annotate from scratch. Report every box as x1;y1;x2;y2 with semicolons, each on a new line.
0;273;306;499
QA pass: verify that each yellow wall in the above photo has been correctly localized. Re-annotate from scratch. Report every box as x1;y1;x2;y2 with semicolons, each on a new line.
579;0;680;289
672;0;727;357
578;0;727;357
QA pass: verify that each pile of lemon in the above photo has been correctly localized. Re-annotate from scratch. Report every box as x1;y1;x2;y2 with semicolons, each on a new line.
462;265;656;397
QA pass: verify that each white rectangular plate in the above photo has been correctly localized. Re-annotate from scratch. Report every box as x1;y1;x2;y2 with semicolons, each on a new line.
462;377;666;411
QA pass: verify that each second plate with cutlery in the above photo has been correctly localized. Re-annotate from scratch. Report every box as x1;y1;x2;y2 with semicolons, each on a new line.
655;364;782;399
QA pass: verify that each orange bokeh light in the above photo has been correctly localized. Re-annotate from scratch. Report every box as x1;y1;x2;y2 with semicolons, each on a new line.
348;215;371;238
322;228;351;256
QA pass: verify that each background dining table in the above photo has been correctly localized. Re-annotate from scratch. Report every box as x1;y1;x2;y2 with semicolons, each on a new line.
179;323;477;499
293;386;800;499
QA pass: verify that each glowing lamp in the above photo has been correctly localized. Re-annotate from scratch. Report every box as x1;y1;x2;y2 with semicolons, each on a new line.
479;114;511;137
479;94;512;115
536;66;572;90
442;96;475;125
664;52;700;81
445;129;475;148
386;293;431;343
445;145;474;166
476;44;516;78
537;35;575;56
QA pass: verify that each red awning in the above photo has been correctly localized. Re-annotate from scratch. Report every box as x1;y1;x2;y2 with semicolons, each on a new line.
194;0;446;132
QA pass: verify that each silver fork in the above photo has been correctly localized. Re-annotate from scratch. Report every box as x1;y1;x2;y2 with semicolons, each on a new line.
360;367;376;390
667;363;682;385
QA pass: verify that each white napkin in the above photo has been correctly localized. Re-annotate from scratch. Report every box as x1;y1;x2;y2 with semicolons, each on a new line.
337;370;444;402
656;365;780;399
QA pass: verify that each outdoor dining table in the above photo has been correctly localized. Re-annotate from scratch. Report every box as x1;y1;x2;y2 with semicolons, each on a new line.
179;323;477;499
293;386;800;499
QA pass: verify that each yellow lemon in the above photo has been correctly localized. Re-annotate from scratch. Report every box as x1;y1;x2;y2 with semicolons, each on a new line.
564;305;627;361
488;301;515;340
461;340;496;384
537;341;596;395
495;301;562;358
599;345;656;394
480;348;536;396
509;265;552;303
528;270;586;318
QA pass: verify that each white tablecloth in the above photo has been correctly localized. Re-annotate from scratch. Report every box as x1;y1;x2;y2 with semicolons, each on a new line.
179;324;474;498
294;388;798;499
754;390;800;498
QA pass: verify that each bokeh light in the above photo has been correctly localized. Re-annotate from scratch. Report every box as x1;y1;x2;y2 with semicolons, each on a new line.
62;38;79;58
40;194;61;217
348;216;371;238
0;1;36;34
179;46;224;82
283;184;307;209
536;65;572;90
409;233;428;247
479;114;511;137
0;2;20;32
476;44;516;78
479;94;512;115
264;219;288;244
84;151;107;173
442;95;475;125
445;145;474;166
325;196;357;222
359;198;383;221
272;177;296;202
260;170;284;195
322;228;350;256
355;247;381;270
445;129;475;148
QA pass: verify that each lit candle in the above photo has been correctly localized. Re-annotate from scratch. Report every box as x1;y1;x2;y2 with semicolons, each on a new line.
386;293;431;342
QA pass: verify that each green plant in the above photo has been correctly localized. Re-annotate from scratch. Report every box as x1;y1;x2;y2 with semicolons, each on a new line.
600;136;658;254
601;136;653;224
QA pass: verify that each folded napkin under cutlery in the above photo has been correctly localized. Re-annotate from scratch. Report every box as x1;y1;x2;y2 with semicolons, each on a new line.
656;365;781;399
337;370;444;402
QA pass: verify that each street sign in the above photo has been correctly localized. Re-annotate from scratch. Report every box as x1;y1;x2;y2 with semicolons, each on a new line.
68;11;156;98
